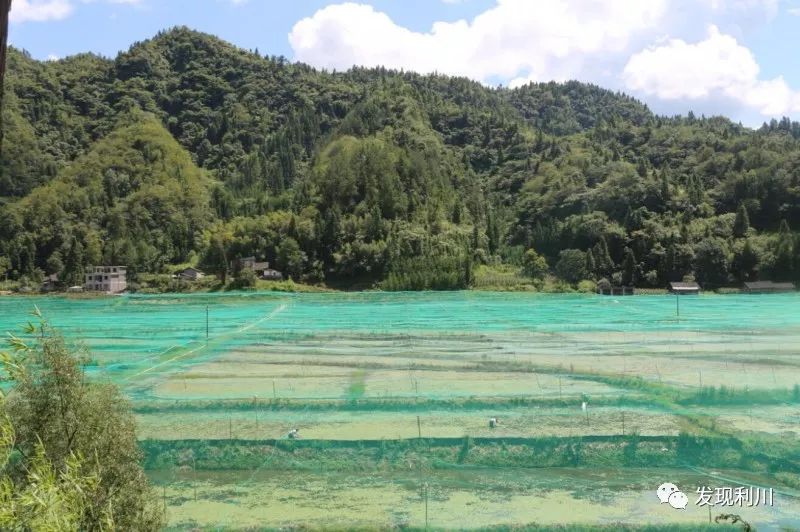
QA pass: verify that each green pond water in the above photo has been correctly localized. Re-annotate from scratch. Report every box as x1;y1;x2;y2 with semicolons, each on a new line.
3;291;800;529
2;291;800;386
2;291;799;349
149;467;800;531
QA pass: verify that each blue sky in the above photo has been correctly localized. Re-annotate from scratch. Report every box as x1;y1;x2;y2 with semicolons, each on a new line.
8;0;800;126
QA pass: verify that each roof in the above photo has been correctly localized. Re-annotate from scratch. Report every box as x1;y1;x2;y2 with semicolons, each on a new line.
180;267;204;274
252;262;270;270
670;282;700;290
744;281;795;290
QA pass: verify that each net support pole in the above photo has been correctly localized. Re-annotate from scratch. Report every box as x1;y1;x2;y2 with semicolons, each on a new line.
424;483;429;529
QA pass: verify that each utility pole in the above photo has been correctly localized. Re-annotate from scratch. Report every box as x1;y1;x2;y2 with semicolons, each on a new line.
0;0;11;152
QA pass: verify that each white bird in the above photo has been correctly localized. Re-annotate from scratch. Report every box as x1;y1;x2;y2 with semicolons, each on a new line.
581;402;587;412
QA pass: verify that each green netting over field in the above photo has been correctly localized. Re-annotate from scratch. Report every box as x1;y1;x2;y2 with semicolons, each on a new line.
2;291;800;529
2;292;799;402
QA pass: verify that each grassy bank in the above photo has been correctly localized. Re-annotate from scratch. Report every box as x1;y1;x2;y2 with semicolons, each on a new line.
140;433;800;481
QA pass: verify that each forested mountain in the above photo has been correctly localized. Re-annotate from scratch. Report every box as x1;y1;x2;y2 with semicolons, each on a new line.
2;27;800;290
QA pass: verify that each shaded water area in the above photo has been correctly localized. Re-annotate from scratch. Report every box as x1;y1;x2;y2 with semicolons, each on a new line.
2;291;800;529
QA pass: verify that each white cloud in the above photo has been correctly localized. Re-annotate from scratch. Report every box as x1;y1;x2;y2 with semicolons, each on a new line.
788;6;800;15
9;0;73;23
289;1;668;83
11;0;144;23
703;0;778;15
623;25;800;116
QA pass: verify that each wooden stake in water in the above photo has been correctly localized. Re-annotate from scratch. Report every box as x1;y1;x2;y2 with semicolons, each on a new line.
417;415;422;439
424;482;429;529
206;304;209;342
622;411;626;436
193;457;197;502
273;380;276;399
229;417;232;440
676;294;680;318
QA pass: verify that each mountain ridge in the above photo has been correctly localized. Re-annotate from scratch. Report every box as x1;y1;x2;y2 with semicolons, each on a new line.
1;26;799;290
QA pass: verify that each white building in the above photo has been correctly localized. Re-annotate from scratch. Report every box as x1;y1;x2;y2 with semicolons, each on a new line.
85;266;127;293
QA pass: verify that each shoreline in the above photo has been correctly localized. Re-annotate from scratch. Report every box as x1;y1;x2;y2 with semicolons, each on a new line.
0;286;772;298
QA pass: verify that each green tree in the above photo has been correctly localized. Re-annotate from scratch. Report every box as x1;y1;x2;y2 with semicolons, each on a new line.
45;251;64;277
463;248;473;287
486;209;499;255
732;239;759;283
772;220;794;281
0;255;9;282
277;237;306;280
555;249;587;284
585;248;596;279
61;237;85;287
659;169;670;203
693;238;730;288
230;266;257;289
621;247;637;286
592;238;614;277
0;397;114;530
733;203;750;238
1;310;164;530
202;233;230;284
522;248;548;279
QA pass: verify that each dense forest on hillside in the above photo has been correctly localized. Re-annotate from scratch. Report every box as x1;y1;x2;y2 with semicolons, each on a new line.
1;27;800;291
